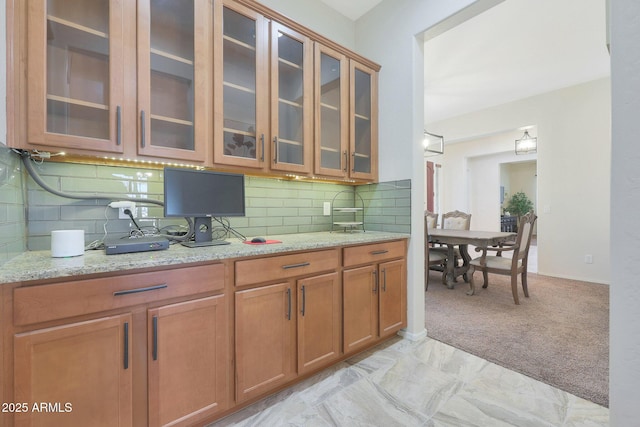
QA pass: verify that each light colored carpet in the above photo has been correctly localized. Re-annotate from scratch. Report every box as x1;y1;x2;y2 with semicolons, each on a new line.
425;270;609;407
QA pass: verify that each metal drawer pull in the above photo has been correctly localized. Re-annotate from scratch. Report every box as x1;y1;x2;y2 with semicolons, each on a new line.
113;284;168;296
370;250;389;255
152;316;158;361
282;262;310;270
123;322;129;370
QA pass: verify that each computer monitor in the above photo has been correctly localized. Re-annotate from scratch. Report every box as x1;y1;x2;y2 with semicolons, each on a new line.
163;167;246;246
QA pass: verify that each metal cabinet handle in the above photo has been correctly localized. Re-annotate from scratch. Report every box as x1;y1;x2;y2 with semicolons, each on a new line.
123;322;129;370
116;106;122;146
370;250;388;255
343;150;348;172
140;110;146;148
113;284;167;296
282;262;310;270
301;285;306;316
260;134;265;162
152;316;158;361
286;288;292;320
351;152;356;172
382;268;387;292
372;270;378;294
273;136;278;163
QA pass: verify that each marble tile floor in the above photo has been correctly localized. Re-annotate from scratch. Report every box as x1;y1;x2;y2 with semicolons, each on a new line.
208;336;608;426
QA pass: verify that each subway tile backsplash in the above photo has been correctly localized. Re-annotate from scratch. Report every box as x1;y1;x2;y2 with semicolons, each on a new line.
0;147;27;265
0;147;411;257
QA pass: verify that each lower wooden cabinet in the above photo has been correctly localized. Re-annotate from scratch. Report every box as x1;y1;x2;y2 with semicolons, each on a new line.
235;282;296;403
343;241;407;355
13;314;133;427
148;295;229;427
297;272;341;374
3;239;406;426
234;252;341;403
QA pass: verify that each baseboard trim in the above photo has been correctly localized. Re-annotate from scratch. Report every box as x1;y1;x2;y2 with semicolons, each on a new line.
398;328;427;341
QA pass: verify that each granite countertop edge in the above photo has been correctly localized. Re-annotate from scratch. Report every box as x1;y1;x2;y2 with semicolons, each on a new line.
0;231;410;285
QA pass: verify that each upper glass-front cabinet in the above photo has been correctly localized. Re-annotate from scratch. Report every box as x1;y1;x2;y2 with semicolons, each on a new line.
270;22;313;174
314;44;348;178
27;0;125;153
213;0;269;169
137;0;208;161
350;61;378;181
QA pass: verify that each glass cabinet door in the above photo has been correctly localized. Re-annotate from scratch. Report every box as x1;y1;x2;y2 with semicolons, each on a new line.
27;0;125;153
350;61;378;181
137;0;207;162
270;22;312;174
314;44;348;178
213;0;269;169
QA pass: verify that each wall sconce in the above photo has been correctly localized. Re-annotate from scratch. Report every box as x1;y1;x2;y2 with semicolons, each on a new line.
515;130;537;155
424;130;444;155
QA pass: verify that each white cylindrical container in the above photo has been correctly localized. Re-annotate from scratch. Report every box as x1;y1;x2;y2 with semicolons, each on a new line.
51;230;85;258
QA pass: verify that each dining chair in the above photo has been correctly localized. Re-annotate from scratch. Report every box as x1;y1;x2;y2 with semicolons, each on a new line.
468;211;537;304
425;211;438;230
441;210;471;230
424;214;447;290
432;210;472;267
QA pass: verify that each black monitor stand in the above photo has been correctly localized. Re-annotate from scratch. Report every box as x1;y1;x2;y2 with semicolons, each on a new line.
181;217;230;247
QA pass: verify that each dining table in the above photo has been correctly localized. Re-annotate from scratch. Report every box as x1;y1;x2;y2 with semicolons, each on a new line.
428;229;516;294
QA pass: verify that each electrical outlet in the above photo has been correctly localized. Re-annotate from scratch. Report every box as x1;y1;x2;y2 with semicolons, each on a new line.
119;207;138;220
584;254;593;264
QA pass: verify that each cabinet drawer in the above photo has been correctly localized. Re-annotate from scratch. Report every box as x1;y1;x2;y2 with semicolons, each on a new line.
343;240;406;267
235;249;339;287
13;263;225;326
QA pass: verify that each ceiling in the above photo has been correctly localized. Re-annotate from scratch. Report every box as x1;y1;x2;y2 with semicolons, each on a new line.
319;0;610;124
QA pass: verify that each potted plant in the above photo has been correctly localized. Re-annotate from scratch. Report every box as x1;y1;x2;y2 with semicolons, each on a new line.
505;191;534;223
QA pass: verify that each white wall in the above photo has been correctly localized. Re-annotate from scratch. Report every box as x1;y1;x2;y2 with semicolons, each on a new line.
256;0;355;49
610;0;640;424
429;78;611;284
355;0;499;339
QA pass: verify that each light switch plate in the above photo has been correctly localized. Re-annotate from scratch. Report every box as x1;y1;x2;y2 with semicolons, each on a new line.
323;202;331;216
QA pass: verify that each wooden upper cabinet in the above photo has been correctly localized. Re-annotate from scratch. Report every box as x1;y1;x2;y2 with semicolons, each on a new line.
213;0;269;170
136;0;209;162
25;0;209;162
314;43;349;178
269;22;313;174
350;60;379;181
26;0;126;153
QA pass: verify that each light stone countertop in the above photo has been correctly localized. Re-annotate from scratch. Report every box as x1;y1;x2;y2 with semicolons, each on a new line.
0;231;409;285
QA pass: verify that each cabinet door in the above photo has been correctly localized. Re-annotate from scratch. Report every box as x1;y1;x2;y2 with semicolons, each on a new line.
213;0;269;169
378;259;407;338
136;0;209;162
343;265;378;354
314;43;349;178
148;296;229;427
270;22;313;174
297;272;341;375
27;0;126;153
349;60;378;181
14;314;133;427
235;283;296;402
